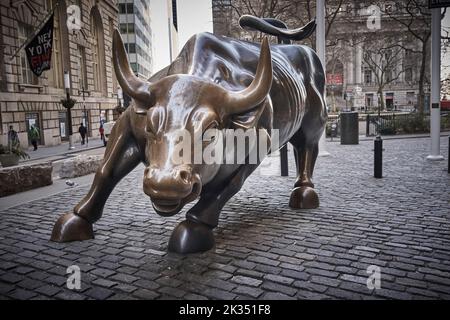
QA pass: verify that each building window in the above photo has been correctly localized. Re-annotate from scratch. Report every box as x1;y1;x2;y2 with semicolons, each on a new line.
406;92;415;105
405;67;413;82
130;63;138;73
18;23;38;85
120;23;127;34
120;23;135;34
78;46;88;90
128;43;136;53
385;71;391;83
90;7;106;94
126;3;134;14
119;3;126;14
172;0;178;31
364;68;372;84
48;3;63;88
109;18;118;95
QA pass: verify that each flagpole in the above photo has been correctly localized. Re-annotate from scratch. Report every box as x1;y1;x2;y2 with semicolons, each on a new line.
9;2;59;61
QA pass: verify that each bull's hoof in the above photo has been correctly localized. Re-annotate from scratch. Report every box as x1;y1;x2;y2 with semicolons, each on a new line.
168;220;215;254
50;212;94;242
289;186;319;209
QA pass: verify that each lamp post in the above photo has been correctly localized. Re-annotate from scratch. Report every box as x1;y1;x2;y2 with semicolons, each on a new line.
316;0;330;156
427;7;444;161
63;71;75;150
79;86;89;146
424;82;430;114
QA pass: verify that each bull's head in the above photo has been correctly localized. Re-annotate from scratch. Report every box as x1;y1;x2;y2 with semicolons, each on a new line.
112;30;272;216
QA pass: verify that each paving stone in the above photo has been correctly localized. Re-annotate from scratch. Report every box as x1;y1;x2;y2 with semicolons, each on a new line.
8;288;37;300
184;293;208;300
233;285;264;298
261;281;297;296
231;275;262;287
91;278;117;288
35;285;61;297
85;287;115;300
261;292;296;300
133;289;160;299
263;274;294;285
203;288;236;300
158;286;186;298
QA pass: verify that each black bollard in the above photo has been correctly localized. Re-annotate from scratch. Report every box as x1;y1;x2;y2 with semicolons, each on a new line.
280;144;289;176
374;135;383;178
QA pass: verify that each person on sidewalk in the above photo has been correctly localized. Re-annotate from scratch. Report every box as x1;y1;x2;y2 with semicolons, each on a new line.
8;125;19;150
78;123;87;145
28;125;40;151
99;124;106;147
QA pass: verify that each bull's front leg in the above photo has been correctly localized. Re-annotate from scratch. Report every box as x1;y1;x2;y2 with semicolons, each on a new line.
51;112;142;242
168;164;258;254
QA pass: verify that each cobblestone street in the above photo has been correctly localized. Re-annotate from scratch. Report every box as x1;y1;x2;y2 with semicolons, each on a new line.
0;137;449;300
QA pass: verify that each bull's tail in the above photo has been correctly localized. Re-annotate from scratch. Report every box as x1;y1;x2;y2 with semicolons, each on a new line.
238;15;316;44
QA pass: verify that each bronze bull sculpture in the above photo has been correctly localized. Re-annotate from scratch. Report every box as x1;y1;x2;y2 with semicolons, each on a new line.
51;16;327;254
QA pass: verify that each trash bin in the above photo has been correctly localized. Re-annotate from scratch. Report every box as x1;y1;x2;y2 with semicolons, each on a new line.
340;112;359;145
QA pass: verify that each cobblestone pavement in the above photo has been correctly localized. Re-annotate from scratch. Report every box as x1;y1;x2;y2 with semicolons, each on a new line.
0;137;449;300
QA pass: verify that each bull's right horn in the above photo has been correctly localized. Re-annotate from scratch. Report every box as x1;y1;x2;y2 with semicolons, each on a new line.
112;29;153;102
222;36;273;115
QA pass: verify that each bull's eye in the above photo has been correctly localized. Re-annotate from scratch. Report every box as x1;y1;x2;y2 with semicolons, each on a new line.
202;121;219;144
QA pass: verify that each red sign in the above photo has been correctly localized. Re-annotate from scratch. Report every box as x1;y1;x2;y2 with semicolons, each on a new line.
327;74;343;85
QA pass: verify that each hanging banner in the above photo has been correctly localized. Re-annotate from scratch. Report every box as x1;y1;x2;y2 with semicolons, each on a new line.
25;13;54;77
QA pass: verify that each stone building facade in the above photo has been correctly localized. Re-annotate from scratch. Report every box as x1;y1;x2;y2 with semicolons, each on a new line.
0;0;119;147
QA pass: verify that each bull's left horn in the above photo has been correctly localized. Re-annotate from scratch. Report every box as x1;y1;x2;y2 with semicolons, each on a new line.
224;36;273;114
112;29;153;102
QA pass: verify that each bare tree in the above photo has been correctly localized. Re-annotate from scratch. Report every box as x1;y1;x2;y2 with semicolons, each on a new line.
375;0;433;115
362;37;405;113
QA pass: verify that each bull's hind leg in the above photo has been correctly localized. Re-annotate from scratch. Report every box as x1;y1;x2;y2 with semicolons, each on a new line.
288;130;320;209
51;112;142;242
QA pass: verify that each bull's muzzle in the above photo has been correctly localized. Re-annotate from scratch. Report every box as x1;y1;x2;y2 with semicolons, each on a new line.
143;165;202;216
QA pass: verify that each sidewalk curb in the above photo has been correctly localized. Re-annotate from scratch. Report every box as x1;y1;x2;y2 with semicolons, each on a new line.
21;143;104;164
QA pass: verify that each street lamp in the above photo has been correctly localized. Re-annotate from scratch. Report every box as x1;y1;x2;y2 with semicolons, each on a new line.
79;86;89;146
62;71;76;150
424;82;430;113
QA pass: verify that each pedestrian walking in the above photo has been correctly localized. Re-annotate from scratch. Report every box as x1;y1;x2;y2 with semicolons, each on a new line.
78;123;87;145
28;125;40;151
8;125;19;149
99;124;106;147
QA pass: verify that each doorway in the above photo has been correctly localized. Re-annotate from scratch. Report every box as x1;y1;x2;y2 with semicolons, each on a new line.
25;112;42;145
59;111;68;141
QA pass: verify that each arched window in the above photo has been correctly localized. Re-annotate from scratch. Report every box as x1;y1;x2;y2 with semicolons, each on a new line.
90;6;106;94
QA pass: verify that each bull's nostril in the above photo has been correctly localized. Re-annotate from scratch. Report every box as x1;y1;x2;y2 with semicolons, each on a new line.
192;182;201;196
179;170;190;183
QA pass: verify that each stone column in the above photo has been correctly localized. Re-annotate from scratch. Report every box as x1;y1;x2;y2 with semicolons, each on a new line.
355;44;362;84
346;45;354;85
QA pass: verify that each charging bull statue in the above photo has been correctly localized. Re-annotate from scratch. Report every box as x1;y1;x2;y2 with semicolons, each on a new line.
51;16;327;254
